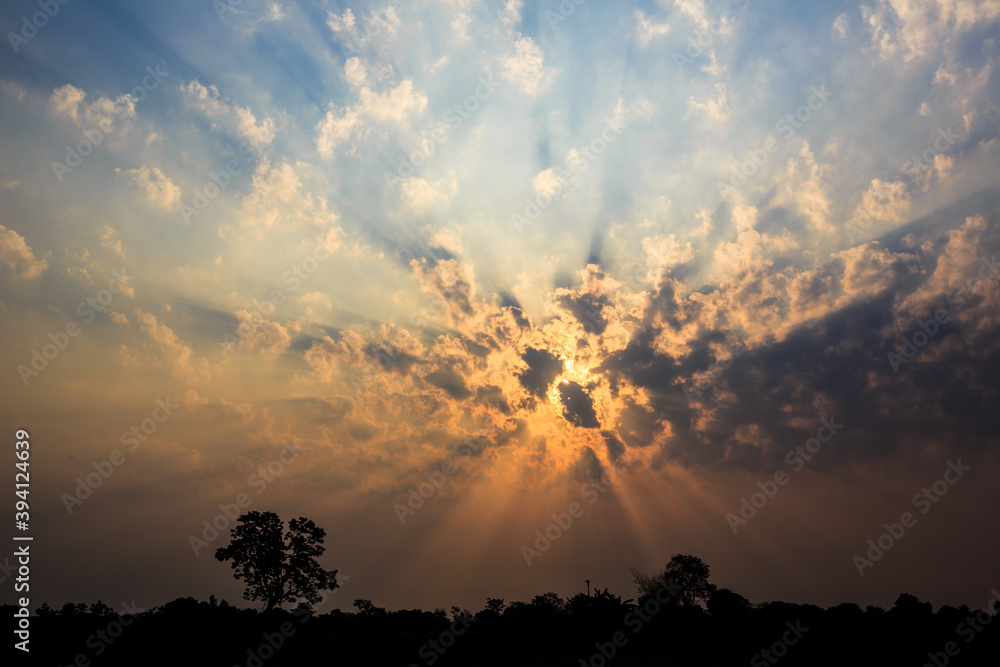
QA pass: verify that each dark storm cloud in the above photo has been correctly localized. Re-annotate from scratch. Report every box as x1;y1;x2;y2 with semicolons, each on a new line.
474;385;512;415
598;226;1000;473
601;429;626;465
424;365;471;399
518;347;564;399
558;292;611;334
558;381;601;429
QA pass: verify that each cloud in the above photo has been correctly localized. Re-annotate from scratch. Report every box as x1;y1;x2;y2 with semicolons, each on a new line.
235;159;341;233
326;5;400;55
114;166;181;210
231;310;293;358
400;177;457;213
847;179;910;229
634;9;670;47
409;258;479;326
832;12;849;37
499;0;523;27
450;12;472;41
502;37;547;95
315;59;427;159
834;242;917;302
518;347;564;400
0;226;48;280
48;84;135;132
136;310;211;383
772;142;834;232
181;80;279;146
101;225;127;259
686;82;731;122
671;0;710;31
861;0;1000;64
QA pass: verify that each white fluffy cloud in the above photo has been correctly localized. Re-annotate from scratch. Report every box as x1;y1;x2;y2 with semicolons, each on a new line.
0;226;48;280
634;9;670;47
48;84;135;132
115;166;181;210
181;80;279;146
502;37;547;95
315;58;427;159
400;177;457;213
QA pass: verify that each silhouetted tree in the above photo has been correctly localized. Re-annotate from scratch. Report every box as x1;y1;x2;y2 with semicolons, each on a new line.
60;602;88;616
707;587;751;621
631;554;716;608
485;598;505;615
89;600;114;617
215;511;338;611
353;599;386;617
531;592;565;613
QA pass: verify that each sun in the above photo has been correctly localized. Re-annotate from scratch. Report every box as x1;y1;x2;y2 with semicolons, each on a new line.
546;355;591;408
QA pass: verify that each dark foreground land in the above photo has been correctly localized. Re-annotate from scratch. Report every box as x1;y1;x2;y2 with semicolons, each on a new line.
10;591;999;666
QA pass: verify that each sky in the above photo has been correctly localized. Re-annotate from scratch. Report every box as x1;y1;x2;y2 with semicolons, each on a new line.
1;0;999;615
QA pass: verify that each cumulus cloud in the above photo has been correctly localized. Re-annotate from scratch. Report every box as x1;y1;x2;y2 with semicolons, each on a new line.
502;37;547;95
235;159;342;234
181;80;280;146
686;82;731;122
499;0;523;27
48;84;135;133
847;179;910;230
634;9;670;47
136;310;211;383
861;0;1000;64
400;176;457;213
231;310;293;358
315;59;427;159
0;226;48;280
115;166;181;210
772;142;834;232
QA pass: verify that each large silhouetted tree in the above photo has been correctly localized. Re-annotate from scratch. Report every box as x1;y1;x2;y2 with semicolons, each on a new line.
631;554;717;609
215;511;338;611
